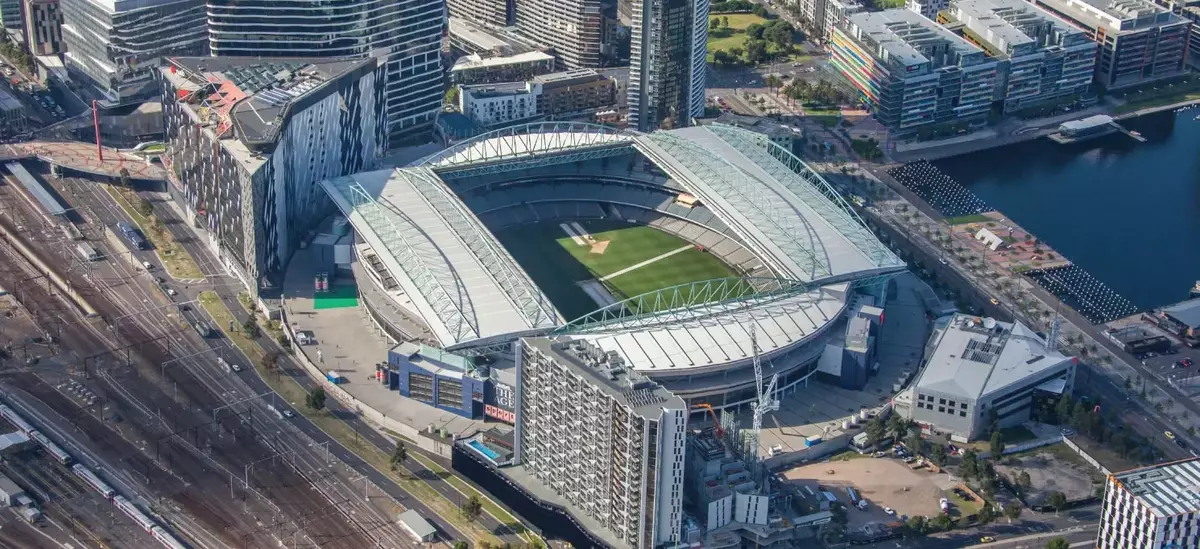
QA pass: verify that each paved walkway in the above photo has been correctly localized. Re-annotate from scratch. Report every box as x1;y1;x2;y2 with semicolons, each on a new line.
1;141;166;179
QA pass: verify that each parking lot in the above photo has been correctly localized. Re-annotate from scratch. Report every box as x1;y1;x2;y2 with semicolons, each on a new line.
782;457;950;529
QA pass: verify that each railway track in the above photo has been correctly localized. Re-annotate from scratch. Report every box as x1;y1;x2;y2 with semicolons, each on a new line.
1;175;412;548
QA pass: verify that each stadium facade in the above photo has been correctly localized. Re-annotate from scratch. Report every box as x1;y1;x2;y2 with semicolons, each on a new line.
320;122;906;410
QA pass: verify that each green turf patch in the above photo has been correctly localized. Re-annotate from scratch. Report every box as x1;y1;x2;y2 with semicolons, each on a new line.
944;214;993;225
313;284;359;310
496;221;738;320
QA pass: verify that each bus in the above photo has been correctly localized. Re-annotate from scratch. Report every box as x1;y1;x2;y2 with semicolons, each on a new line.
116;221;146;250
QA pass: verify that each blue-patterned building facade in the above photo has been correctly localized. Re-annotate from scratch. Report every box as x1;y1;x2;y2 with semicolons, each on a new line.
159;56;388;294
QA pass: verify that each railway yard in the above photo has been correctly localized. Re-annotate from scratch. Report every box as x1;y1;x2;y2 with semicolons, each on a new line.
0;166;429;549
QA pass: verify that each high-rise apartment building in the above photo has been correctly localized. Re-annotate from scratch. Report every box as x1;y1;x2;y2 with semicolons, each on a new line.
60;0;206;103
940;0;1096;114
627;0;707;131
207;0;444;142
447;0;511;28
1028;0;1190;89
830;9;999;133
22;0;63;55
159;56;388;293
516;337;686;549
0;0;22;41
515;0;615;68
906;0;948;19
1096;458;1200;549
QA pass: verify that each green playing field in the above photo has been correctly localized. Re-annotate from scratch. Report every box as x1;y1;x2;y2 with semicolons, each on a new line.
496;220;737;321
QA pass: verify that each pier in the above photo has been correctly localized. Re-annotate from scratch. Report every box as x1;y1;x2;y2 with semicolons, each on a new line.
1048;114;1146;144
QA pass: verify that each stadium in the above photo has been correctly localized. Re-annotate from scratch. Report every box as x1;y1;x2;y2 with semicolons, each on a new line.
320;122;906;409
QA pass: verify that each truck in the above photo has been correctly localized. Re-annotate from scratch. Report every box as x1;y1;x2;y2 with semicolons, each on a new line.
75;243;101;262
326;371;343;384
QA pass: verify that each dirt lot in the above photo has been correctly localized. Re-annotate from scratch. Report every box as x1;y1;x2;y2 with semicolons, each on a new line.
783;458;945;527
997;444;1103;506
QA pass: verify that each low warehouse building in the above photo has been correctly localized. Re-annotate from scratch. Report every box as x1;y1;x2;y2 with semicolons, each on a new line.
397;510;437;542
0;472;26;506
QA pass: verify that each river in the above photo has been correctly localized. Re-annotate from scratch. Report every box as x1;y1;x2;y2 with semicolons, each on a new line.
934;108;1200;312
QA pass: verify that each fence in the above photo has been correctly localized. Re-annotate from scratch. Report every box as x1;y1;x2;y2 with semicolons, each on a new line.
279;307;454;458
1062;435;1111;476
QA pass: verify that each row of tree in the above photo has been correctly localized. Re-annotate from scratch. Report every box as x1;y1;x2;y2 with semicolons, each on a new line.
0;35;33;74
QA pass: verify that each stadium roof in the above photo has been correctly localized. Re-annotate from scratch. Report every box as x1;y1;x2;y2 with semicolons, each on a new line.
572;283;851;372
1113;458;1200;517
321;167;561;347
915;314;1075;400
322;122;903;353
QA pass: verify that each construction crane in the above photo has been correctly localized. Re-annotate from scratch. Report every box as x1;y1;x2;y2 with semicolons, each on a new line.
747;324;779;463
691;403;725;438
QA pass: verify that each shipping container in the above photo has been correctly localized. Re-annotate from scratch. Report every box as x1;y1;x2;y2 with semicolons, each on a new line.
804;435;822;447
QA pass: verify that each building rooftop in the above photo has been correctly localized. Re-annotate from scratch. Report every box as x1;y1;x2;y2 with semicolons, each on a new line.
448;17;538;56
451;51;555;73
532;68;606;86
951;0;1083;54
525;337;686;418
392;342;483;380
915;314;1075;400
5;162;66;216
0;432;29;453
1113;458;1200;517
0;87;21;113
396;510;437;539
461;81;536;98
846;9;984;68
1161;298;1200;328
161;56;374;168
0;472;21;497
1034;0;1184;32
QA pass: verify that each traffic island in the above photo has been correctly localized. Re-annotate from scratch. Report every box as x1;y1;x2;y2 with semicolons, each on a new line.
103;184;203;279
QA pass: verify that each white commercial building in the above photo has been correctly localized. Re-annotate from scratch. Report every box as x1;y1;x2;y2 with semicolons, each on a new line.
459;81;543;127
1096;458;1200;549
516;337;686;549
904;314;1076;441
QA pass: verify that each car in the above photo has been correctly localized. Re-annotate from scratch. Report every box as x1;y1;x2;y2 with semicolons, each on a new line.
142;261;154;270
980;536;996;543
989;298;1000;305
882;507;895;516
166;288;177;297
1060;428;1077;437
1165;431;1176;440
230;363;243;373
282;409;295;418
1183;358;1195;367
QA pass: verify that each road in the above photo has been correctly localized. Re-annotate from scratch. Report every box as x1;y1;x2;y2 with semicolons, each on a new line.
858;179;1193;463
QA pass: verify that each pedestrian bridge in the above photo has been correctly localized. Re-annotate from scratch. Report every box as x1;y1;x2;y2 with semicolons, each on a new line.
1;141;166;180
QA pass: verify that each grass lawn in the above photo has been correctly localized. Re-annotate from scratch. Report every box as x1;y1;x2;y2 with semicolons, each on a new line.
103;184;204;279
804;109;843;127
498;221;738;319
198;291;512;546
945;214;993;225
946;489;984;517
706;13;769;61
558;222;738;301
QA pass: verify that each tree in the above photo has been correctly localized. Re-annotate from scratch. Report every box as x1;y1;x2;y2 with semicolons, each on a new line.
746;23;765;40
865;416;886;446
453;542;469;549
931;513;953;531
977;503;996;524
930;443;947;466
981;460;996;481
743;39;767;65
445;86;460;107
1045;537;1070;549
765;74;782;92
461;494;483;521
712;49;732;66
989;430;1006;457
1046;491;1067;516
1003;501;1023;523
906;515;927;535
959;449;979;479
242;318;260;339
905;429;925;455
390;440;408;471
137;197;154;218
710;17;720;30
763;21;794;50
306;387;327;411
117;168;131;188
722;16;729;28
1017;470;1032;491
1054;394;1073;425
261;351;281;376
